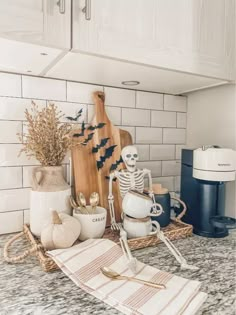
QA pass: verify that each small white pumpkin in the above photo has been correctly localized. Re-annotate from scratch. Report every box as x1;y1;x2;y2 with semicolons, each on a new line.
41;210;81;250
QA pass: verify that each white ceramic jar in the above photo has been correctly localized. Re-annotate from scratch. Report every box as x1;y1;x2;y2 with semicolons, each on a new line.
123;214;160;239
122;190;163;219
30;166;71;237
73;206;107;241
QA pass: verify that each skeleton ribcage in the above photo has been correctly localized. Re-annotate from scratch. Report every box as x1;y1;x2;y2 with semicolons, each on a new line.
117;170;145;198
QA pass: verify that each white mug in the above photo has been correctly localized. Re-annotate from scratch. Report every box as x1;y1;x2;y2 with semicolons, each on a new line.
73;206;107;241
122;190;163;219
123;214;160;239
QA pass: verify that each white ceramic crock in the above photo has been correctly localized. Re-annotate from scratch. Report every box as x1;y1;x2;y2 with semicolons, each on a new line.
30;189;71;237
123;214;160;239
73;206;107;241
122;190;163;219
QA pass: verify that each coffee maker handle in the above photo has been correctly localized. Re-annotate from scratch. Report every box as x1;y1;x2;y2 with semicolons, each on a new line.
171;196;187;221
31;167;43;190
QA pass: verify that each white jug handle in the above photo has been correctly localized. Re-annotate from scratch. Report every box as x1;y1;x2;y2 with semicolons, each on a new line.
31;167;43;190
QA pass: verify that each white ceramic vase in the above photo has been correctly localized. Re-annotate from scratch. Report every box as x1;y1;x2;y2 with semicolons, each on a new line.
30;166;71;237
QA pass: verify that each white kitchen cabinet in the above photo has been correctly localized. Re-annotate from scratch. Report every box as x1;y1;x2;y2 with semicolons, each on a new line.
73;0;235;80
0;0;71;49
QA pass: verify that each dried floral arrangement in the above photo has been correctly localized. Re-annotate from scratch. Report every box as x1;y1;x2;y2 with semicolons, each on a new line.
19;102;73;166
19;101;111;167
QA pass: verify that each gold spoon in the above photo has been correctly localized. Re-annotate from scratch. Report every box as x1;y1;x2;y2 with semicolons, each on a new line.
77;192;89;214
90;192;99;214
100;267;166;289
70;195;79;209
69;196;84;214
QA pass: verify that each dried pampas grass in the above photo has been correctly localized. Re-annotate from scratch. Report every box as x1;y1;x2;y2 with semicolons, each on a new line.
19;102;72;166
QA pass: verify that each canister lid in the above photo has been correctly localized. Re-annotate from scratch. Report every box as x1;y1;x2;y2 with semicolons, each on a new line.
152;184;169;195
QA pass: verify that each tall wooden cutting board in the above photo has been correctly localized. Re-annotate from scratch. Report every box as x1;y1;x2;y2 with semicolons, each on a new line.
71;91;132;225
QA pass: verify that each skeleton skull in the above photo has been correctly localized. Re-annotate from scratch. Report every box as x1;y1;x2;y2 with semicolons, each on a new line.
121;145;139;172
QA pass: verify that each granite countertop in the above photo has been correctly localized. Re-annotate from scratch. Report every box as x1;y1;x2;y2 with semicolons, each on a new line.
0;230;235;315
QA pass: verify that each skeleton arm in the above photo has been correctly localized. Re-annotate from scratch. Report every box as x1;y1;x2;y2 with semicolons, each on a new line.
108;172;117;226
143;168;163;215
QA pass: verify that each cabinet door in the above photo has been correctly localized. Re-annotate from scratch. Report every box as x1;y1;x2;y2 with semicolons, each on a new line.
72;0;156;58
0;0;71;49
73;0;235;80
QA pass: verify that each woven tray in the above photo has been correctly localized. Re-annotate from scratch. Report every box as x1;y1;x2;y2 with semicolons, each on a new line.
23;219;192;272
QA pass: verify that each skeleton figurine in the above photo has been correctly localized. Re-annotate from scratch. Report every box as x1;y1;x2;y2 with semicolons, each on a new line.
108;145;198;271
108;145;161;227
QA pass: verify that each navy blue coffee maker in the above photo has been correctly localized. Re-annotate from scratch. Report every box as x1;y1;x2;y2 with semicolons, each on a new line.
180;147;236;238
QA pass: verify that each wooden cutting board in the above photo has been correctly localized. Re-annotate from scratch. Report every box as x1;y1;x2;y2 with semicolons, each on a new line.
71;91;132;225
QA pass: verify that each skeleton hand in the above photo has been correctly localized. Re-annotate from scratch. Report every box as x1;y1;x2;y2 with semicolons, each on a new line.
148;191;154;199
108;194;114;201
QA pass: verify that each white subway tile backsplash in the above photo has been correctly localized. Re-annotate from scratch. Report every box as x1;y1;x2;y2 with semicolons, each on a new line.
176;144;187;160
0;97;46;120
24;209;30;224
0;211;23;234
0;144;39;166
136;127;162;144
67;82;103;103
48;101;87;123
88;105;121;125
0;73;21;97
163;128;186;144
118;126;135;142
122;108;150;126
0;188;30;212
137;161;162;177
0;74;189;234
177;113;187;128
152;177;174;191
23;165;35;187
174;176;181;192
104;87;135;108
151;111;176;127
162;160;181;176
164;95;187;112
150;145;175;160
135;145;149;161
136;91;163;110
0;121;22;143
0;167;22;189
22;76;66;101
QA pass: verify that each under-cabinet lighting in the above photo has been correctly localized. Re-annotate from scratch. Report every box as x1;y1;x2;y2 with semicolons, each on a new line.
121;81;140;86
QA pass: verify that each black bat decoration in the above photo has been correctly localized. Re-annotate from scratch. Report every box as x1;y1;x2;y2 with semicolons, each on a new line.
66;108;83;121
82;132;95;145
88;122;106;130
109;155;123;172
73;121;86;138
92;138;110;153
96;145;117;170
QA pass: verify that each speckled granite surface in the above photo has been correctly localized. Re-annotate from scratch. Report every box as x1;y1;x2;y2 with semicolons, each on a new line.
0;230;235;315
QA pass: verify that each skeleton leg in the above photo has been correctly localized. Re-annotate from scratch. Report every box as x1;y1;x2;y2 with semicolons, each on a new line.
157;228;198;270
119;226;137;273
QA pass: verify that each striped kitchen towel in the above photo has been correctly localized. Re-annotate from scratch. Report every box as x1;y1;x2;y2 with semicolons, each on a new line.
47;239;207;315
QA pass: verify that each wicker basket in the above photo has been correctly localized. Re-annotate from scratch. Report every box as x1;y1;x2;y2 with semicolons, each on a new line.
5;219;192;272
